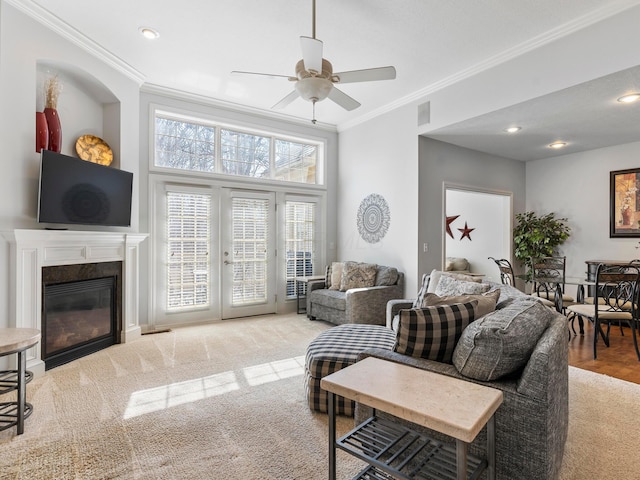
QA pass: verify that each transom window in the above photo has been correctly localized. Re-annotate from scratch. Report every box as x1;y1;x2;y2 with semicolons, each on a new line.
154;111;321;185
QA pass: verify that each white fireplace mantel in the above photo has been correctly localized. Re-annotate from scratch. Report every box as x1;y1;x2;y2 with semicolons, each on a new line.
3;229;148;376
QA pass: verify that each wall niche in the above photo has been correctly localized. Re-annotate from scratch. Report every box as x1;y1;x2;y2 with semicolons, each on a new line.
36;61;121;168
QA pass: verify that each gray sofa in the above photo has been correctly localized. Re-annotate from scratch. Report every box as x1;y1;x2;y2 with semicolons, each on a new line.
356;282;569;480
307;263;404;326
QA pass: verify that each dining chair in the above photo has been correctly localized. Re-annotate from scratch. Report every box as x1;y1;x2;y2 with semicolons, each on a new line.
565;263;640;360
530;256;577;313
488;257;516;287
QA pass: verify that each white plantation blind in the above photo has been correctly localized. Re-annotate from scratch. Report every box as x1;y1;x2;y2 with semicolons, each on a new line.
167;191;211;311
285;201;316;298
231;197;269;306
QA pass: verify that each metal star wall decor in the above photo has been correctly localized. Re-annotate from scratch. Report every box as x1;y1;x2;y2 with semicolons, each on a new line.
458;222;475;241
446;215;460;238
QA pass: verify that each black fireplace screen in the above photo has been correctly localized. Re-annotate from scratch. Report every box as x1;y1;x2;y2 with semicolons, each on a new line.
42;276;117;369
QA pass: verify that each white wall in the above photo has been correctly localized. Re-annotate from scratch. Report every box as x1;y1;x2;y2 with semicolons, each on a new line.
0;2;140;333
526;140;640;292
338;104;419;295
445;189;511;281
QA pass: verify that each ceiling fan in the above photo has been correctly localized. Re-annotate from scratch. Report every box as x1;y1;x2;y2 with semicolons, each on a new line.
231;0;396;123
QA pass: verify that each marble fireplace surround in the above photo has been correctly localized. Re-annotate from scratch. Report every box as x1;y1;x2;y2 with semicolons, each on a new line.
3;229;147;376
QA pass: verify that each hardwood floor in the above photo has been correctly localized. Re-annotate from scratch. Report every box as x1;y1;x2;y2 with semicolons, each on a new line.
568;317;640;384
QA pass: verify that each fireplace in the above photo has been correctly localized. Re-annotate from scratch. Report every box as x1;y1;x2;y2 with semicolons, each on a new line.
4;229;147;376
42;262;122;370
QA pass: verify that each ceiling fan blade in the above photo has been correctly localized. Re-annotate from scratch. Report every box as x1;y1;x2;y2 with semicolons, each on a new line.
272;90;300;109
327;87;361;111
300;36;323;74
333;66;397;84
231;70;294;80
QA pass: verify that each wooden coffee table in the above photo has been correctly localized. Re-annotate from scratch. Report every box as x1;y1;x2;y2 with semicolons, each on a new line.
321;357;503;480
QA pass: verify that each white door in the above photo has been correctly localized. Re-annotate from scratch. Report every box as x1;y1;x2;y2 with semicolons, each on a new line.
221;189;276;318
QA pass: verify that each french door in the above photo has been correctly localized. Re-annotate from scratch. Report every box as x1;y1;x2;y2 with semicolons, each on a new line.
221;189;276;319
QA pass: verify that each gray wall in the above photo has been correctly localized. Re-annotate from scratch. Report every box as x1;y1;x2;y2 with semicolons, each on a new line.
418;137;526;278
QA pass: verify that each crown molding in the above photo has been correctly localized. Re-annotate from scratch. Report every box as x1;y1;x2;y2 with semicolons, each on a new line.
141;83;338;133
337;0;640;132
4;0;145;85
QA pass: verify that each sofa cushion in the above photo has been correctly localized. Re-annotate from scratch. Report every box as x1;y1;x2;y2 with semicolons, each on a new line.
421;290;500;318
426;269;483;294
452;297;552;381
340;261;377;291
309;289;347;311
434;274;490;296
375;265;399;286
395;301;478;363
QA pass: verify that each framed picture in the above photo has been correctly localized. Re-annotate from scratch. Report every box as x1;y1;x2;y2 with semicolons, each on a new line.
610;168;640;237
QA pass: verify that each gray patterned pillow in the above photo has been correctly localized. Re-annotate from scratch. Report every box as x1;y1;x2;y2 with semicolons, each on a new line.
375;266;399;286
452;297;552;381
434;275;490;296
395;301;478;363
339;262;377;291
426;269;482;294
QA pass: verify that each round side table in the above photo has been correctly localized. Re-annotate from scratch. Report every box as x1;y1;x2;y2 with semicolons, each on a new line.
0;328;41;435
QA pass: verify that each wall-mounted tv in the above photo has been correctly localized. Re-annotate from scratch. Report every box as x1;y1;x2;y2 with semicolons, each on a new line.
38;150;133;227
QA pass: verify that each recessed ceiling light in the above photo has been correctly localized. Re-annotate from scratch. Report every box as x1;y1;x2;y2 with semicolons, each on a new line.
139;27;160;40
504;126;521;133
617;93;640;103
548;141;567;149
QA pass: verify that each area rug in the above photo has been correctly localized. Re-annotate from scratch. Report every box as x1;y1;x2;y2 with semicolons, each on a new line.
0;314;638;479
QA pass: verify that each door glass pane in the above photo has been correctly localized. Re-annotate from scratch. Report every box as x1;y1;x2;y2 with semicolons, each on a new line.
285;201;316;297
231;197;269;306
166;192;211;310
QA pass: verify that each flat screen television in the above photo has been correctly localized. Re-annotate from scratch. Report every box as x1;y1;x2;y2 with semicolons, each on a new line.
38;150;133;227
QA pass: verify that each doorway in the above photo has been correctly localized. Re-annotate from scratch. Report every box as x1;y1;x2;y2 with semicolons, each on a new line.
221;189;277;319
443;184;512;281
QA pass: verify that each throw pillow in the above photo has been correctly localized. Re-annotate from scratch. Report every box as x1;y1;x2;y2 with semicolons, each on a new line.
421;289;500;319
394;301;478;363
434;274;490;296
452;297;553;381
340;261;377;291
412;273;431;308
426;269;482;294
445;257;470;272
375;266;399;286
328;262;344;290
324;264;331;288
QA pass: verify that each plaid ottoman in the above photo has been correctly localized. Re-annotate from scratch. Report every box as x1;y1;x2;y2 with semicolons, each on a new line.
304;323;396;416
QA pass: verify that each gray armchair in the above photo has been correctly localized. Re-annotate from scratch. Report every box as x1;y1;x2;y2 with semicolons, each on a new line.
307;264;404;326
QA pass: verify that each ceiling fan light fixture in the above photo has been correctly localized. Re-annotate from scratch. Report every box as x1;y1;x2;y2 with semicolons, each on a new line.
295;76;332;102
504;126;521;133
548;141;567;149
617;93;640;103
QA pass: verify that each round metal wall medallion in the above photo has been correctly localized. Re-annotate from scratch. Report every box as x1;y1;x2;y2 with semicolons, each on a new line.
357;193;390;244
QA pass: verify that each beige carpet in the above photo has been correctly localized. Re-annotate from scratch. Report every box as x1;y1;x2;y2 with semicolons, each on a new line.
0;314;638;480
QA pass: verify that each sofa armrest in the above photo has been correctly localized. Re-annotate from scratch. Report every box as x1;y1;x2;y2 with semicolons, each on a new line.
305;280;326;315
345;284;404;325
386;299;414;329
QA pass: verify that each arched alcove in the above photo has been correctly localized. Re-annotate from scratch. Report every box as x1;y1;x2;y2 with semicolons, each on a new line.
36;60;122;168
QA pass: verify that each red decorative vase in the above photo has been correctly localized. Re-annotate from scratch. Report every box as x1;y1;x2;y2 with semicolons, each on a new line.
43;107;62;153
36;111;49;153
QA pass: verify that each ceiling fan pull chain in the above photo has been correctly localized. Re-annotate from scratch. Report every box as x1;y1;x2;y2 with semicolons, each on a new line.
312;100;317;124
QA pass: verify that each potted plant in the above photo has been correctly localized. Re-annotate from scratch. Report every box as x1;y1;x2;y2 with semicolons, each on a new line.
513;211;571;281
